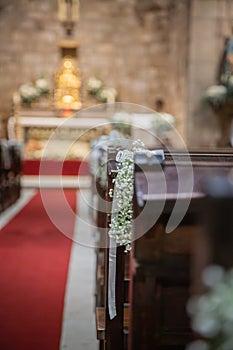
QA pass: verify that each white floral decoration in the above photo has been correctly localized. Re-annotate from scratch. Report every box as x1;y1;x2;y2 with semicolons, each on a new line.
19;83;39;103
18;76;50;104
87;76;103;95
111;111;131;134
35;77;50;94
108;140;145;253
96;87;117;103
87;75;118;103
205;85;227;97
151;111;176;133
203;84;227;108
187;264;233;350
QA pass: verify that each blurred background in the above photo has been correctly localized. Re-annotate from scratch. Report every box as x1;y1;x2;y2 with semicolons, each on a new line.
1;0;233;151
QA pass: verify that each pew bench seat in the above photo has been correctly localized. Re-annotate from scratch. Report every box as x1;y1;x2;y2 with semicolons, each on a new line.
96;306;129;342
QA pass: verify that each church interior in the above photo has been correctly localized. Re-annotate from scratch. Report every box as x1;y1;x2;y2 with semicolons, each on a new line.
1;1;233;350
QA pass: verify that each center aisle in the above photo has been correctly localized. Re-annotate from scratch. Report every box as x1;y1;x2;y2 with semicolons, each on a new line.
0;189;76;350
0;185;98;350
60;188;98;350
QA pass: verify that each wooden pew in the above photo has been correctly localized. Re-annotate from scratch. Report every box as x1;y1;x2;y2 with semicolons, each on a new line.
0;140;22;213
191;174;233;294
92;146;108;308
94;147;233;350
186;175;233;348
128;149;233;350
95;147;128;350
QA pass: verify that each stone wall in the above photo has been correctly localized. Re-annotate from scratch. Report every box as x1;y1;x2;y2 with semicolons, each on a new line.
0;0;62;135
0;0;232;147
187;0;233;146
78;0;189;135
0;0;189;139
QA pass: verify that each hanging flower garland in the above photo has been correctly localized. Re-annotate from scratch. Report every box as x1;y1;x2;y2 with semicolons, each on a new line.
108;140;145;253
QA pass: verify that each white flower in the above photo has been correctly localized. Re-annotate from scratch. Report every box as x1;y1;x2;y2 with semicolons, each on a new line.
19;83;39;102
161;112;175;125
205;84;227;97
97;87;117;103
111;112;131;133
87;76;103;93
35;77;49;93
152;112;175;133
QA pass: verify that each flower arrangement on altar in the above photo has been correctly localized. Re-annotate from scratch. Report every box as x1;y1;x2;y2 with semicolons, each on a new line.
87;76;103;95
111;111;131;135
19;83;39;104
151;111;176;133
187;264;233;350
87;76;118;103
17;76;50;105
202;35;233;111
34;77;50;95
202;75;233;110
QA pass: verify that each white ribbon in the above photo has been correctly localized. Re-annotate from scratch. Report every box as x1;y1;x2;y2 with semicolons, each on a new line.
108;150;131;320
108;237;117;319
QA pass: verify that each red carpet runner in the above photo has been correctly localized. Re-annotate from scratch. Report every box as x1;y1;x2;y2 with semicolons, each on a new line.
22;159;89;176
0;189;77;350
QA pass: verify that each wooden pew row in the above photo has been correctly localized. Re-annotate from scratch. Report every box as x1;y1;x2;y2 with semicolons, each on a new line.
91;145;130;310
94;146;130;350
129;149;233;350
186;176;233;348
0;140;22;213
93;147;233;350
191;175;233;294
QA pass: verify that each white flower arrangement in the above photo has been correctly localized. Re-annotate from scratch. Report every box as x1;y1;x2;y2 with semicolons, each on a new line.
203;84;227;109
18;76;50;104
87;75;118;103
203;70;233;110
108;139;145;253
35;77;50;95
87;76;103;95
187;264;233;350
111;111;131;134
19;83;39;103
96;87;117;103
151;111;176;133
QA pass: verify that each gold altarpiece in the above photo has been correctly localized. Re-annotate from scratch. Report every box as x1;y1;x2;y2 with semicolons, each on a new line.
54;40;82;112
